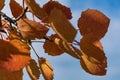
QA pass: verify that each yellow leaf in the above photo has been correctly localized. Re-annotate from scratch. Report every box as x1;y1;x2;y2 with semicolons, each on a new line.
48;8;77;43
17;18;49;40
0;0;5;10
39;57;54;80
25;0;47;20
9;0;26;18
0;68;23;80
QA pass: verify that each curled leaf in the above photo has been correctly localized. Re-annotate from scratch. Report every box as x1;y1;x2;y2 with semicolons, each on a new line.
9;0;26;18
39;57;54;80
78;9;110;39
48;8;77;43
17;18;49;40
80;53;107;75
43;34;64;56
0;68;23;80
26;59;41;80
79;35;107;62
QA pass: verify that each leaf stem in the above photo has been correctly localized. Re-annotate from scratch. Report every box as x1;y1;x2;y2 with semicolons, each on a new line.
30;44;39;58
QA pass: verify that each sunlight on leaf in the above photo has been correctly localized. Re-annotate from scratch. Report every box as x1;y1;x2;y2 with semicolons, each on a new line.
39;57;54;80
17;18;49;40
48;8;77;43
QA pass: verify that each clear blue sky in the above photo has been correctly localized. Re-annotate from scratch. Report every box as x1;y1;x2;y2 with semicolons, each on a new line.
2;0;120;80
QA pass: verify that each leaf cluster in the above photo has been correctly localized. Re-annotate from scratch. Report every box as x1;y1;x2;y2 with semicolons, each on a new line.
0;0;110;80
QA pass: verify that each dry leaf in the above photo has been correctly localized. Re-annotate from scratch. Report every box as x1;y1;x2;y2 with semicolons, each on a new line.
0;0;5;10
80;53;107;75
78;9;110;39
43;1;72;19
79;35;107;62
39;57;54;80
9;0;26;18
17;18;49;40
26;59;41;80
0;68;23;80
0;39;31;71
48;8;77;43
25;0;47;20
43;34;64;56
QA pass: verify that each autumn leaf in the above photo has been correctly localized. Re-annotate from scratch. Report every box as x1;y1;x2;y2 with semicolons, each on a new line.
0;39;31;71
80;53;107;75
0;0;5;10
53;38;80;59
78;9;110;39
25;0;47;20
43;34;64;56
17;18;49;40
39;57;54;80
79;35;107;62
48;8;77;43
0;68;23;80
9;0;26;18
26;59;41;80
43;1;72;19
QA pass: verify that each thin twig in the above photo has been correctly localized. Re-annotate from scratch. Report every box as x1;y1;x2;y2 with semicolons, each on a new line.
30;44;40;58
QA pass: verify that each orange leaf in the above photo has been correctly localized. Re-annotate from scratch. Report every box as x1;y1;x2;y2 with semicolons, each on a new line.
43;1;72;19
17;18;49;40
0;39;31;71
80;53;107;75
43;34;64;56
78;9;110;39
9;0;26;18
25;0;47;20
0;68;23;80
39;57;54;80
0;0;5;10
26;59;41;80
79;35;107;62
48;8;77;43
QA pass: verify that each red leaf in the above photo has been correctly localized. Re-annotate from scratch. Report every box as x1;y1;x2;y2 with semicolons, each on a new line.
0;0;5;10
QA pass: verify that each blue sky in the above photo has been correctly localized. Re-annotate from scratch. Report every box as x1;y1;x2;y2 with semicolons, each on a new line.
2;0;120;80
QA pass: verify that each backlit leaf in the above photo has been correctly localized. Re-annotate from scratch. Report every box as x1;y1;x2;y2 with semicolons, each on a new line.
48;8;77;43
0;0;5;10
80;53;107;75
0;39;31;71
39;57;54;80
0;68;23;80
79;35;107;62
54;38;80;59
26;59;41;80
78;9;110;39
43;34;64;56
17;18;49;40
25;0;47;20
9;0;26;18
